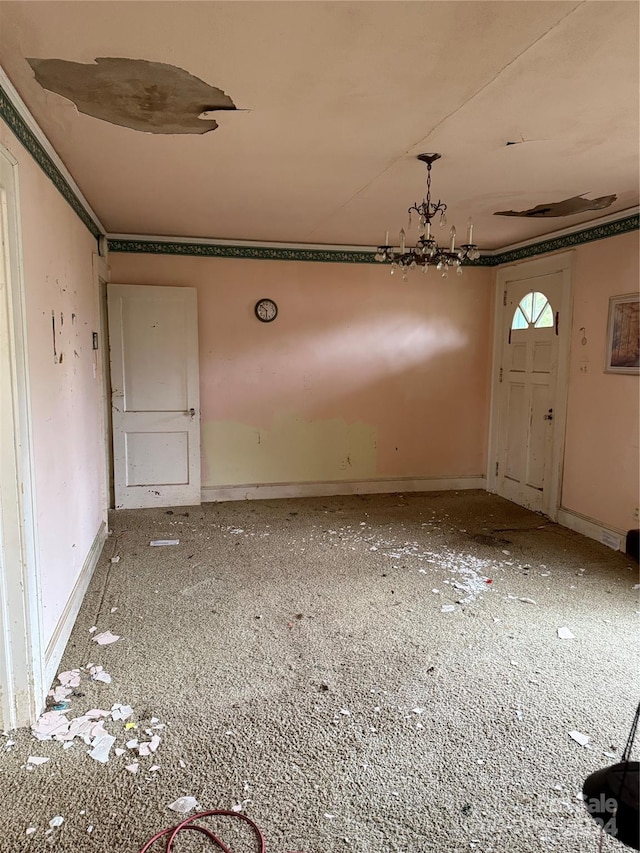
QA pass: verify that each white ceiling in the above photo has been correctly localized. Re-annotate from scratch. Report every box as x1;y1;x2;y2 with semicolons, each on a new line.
0;1;638;250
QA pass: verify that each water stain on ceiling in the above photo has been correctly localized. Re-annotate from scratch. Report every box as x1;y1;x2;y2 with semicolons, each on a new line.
494;193;617;218
27;57;236;134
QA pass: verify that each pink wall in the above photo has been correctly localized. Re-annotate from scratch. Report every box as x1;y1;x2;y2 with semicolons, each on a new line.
0;120;107;646
561;230;639;532
109;254;494;488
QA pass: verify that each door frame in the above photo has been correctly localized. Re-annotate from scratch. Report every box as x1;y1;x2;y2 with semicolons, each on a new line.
487;252;574;520
94;253;114;509
0;144;45;729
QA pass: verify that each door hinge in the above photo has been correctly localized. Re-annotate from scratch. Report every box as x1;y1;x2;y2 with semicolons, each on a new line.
495;461;499;477
503;290;507;306
499;367;503;383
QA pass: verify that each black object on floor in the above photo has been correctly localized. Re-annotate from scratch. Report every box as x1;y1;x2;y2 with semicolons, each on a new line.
583;761;639;849
625;529;639;562
583;702;640;850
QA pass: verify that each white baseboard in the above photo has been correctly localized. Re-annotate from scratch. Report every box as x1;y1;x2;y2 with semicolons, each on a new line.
44;522;107;689
201;476;486;503
557;507;624;551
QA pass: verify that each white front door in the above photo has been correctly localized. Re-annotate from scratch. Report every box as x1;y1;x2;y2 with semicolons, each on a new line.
107;284;201;509
490;255;572;518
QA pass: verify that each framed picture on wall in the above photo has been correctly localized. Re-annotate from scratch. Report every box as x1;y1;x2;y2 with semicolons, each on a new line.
605;294;640;374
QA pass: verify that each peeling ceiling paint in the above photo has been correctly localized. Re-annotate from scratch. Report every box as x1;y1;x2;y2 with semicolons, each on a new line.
27;57;236;134
494;194;617;218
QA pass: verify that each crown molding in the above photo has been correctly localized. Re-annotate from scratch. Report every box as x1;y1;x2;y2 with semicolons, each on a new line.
0;66;104;239
0;65;637;264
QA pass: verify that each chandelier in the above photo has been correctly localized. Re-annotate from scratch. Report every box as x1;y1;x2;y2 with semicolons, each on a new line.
374;153;480;278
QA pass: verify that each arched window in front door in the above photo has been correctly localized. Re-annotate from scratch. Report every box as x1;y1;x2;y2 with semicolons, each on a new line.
511;291;554;330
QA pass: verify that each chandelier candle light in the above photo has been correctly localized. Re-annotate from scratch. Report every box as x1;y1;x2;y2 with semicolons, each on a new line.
375;154;480;278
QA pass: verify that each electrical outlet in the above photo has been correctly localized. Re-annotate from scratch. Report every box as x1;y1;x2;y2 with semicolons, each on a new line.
634;507;639;521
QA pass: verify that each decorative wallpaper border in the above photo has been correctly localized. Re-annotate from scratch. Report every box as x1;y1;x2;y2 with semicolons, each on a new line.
106;239;381;265
0;81;102;239
1;78;637;264
491;214;639;266
107;215;639;266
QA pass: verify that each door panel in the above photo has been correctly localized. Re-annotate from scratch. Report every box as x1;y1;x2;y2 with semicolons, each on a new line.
108;284;200;509
505;384;525;480
528;384;549;489
125;430;189;486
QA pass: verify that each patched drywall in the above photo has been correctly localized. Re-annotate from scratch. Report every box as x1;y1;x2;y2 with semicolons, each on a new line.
202;413;378;486
27;58;235;134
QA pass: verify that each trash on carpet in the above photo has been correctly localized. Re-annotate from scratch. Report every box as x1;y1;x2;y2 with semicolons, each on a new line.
168;796;199;814
557;626;575;639
27;755;50;765
440;604;456;613
90;665;112;683
88;733;116;763
58;670;82;688
49;816;64;828
125;762;139;773
150;539;180;546
505;593;537;604
568;730;590;747
110;555;120;563
92;630;120;645
111;703;134;721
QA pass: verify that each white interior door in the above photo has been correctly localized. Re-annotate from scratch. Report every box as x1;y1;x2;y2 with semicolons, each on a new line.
107;284;200;509
490;256;572;518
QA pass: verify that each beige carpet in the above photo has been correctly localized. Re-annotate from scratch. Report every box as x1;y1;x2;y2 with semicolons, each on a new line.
1;491;638;852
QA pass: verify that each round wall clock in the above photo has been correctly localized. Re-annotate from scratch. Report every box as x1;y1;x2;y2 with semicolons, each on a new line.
255;298;278;323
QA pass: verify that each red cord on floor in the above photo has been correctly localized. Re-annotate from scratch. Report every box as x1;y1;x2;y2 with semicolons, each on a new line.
139;809;303;853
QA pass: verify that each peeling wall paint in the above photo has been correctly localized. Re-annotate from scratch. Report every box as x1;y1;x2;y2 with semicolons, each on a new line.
202;413;377;486
1;117;107;646
27;57;236;134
